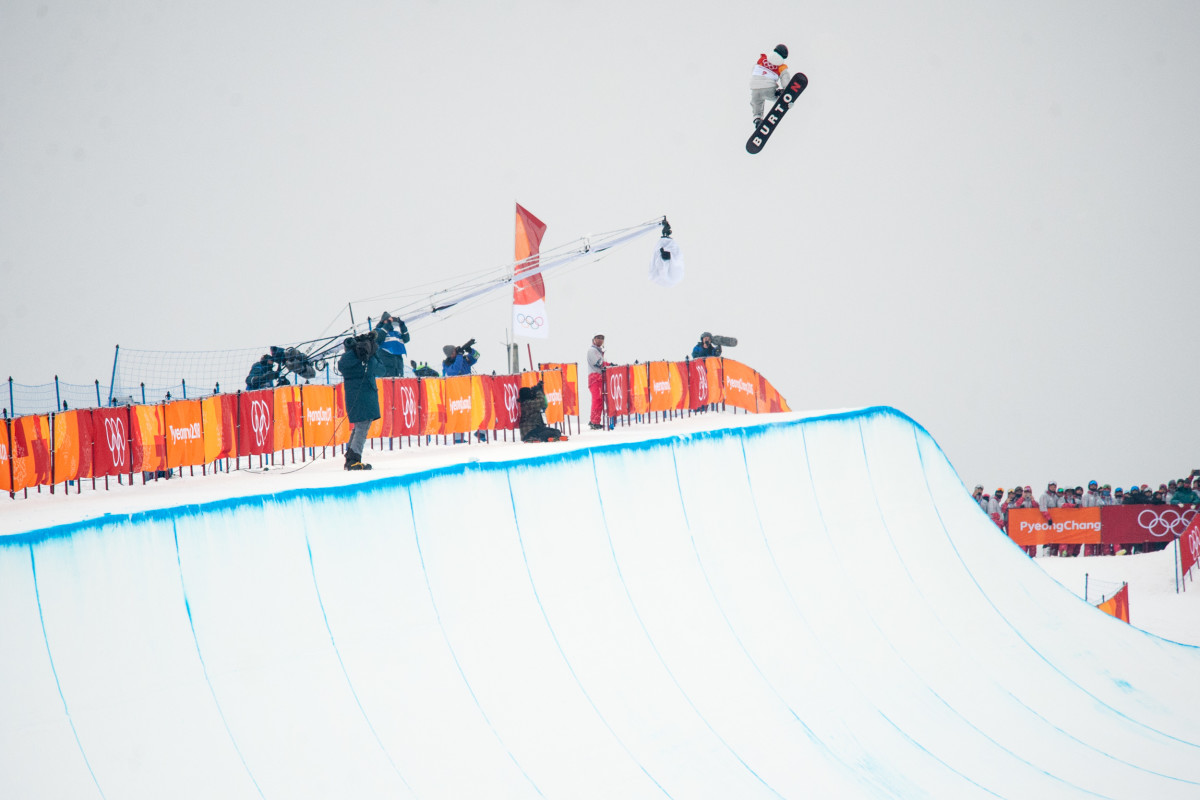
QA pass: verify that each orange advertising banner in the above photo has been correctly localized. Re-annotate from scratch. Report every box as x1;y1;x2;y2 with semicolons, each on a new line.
444;375;474;434
540;370;564;424
11;414;52;491
1097;583;1130;623
757;373;791;413
52;409;93;484
723;359;759;412
164;399;205;469
201;394;238;463
648;362;672;412
273;385;304;451
421;378;445;436
332;384;350;445
302;385;339;448
0;420;11;493
130;405;167;473
469;375;491;431
669;362;689;411
629;363;650;415
539;363;579;416
1007;507;1102;546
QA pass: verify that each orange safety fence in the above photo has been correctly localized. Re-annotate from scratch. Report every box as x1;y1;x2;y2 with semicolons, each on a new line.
0;420;11;493
5;359;790;496
164;399;205;470
273;385;304;452
1096;583;1130;623
130;404;167;474
12;414;51;492
52;409;94;484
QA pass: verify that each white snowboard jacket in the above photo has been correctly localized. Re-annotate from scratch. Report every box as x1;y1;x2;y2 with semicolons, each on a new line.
750;51;791;90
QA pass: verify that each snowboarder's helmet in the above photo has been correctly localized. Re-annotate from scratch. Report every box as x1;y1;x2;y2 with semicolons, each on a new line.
774;44;788;59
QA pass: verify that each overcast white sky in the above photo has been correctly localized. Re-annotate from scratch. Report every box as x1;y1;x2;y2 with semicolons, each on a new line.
2;0;1198;491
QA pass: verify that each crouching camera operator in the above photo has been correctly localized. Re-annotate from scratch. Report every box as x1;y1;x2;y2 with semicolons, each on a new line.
519;381;563;443
245;354;279;390
338;330;384;471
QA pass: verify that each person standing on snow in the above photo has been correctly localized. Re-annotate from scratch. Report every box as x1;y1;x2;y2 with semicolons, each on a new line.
750;43;792;129
587;334;610;430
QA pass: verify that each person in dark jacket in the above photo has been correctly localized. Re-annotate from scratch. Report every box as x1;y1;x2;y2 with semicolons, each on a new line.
519;383;563;443
338;331;383;470
245;354;278;390
691;331;723;359
373;312;410;377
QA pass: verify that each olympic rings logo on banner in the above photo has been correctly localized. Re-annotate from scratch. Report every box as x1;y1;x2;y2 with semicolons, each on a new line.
104;416;127;467
400;386;418;429
503;384;519;417
695;366;708;401
608;375;624;409
1136;508;1196;538
250;398;271;448
516;313;544;330
1186;525;1200;562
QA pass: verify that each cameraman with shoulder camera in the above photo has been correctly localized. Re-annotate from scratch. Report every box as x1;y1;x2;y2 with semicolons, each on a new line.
245;354;278;390
441;339;479;377
338;329;384;470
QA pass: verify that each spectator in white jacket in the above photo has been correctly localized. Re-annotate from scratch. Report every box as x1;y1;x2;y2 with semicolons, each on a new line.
1082;480;1101;508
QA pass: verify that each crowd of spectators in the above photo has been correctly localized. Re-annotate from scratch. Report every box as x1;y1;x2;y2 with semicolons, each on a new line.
970;472;1199;558
972;474;1200;515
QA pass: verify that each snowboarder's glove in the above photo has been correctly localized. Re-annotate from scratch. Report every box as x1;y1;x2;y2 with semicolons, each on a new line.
774;88;783;97
660;247;671;261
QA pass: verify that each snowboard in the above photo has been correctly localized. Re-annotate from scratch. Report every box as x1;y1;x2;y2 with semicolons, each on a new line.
712;334;737;348
746;72;808;154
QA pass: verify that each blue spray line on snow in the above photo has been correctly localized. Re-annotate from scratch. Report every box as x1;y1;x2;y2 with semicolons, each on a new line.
28;544;107;800
503;471;673;799
734;432;920;798
851;421;1100;796
910;427;1200;762
588;450;783;798
797;424;1003;798
859;419;1188;787
170;519;266;799
298;501;417;796
405;487;546;798
666;438;881;793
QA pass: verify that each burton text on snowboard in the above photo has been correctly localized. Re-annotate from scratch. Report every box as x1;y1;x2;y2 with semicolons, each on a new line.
746;72;808;154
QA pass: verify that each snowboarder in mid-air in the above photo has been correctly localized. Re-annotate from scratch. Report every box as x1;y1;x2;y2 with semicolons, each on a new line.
746;43;808;154
750;44;791;129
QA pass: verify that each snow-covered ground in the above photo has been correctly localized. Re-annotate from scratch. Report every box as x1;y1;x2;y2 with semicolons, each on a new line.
3;406;1198;798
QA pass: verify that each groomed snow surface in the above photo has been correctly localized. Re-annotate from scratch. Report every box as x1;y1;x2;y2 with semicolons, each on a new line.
2;407;1198;798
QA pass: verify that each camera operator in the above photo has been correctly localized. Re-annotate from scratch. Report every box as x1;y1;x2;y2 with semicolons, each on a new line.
691;331;723;359
441;339;479;377
338;330;384;470
519;381;563;443
442;339;481;444
374;311;411;378
245;354;278;390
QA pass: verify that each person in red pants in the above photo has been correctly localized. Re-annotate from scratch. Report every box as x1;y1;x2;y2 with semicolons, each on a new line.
586;333;610;430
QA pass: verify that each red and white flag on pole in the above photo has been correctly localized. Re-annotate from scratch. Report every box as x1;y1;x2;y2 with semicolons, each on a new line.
513;203;548;339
